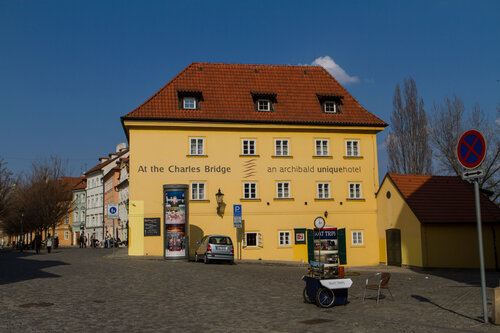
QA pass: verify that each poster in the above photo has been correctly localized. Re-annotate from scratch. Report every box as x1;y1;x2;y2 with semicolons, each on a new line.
165;190;187;257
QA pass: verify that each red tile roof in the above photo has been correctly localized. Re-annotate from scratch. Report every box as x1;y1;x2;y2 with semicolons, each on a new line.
71;177;86;191
385;174;500;224
122;63;387;127
84;148;129;175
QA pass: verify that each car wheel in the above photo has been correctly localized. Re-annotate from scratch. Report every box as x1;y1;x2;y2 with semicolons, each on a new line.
316;288;335;308
303;287;314;304
204;254;210;264
195;253;199;262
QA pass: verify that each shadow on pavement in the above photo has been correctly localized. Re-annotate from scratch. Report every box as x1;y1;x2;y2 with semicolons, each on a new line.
409;267;500;288
0;250;69;285
411;294;483;323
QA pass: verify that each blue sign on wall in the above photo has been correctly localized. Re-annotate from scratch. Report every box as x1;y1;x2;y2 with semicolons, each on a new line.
233;204;242;217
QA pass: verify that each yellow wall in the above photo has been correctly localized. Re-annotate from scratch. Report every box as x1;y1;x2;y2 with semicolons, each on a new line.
376;178;423;266
423;224;500;269
125;121;384;265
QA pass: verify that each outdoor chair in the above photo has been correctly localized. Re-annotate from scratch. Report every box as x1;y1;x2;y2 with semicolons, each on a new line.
363;272;393;304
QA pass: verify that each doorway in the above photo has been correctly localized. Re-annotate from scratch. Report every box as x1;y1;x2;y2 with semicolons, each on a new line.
386;228;401;266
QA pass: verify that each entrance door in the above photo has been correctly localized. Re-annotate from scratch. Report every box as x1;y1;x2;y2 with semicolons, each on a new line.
386;229;401;266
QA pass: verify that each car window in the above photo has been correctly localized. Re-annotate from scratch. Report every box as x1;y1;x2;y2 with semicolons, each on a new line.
208;237;232;245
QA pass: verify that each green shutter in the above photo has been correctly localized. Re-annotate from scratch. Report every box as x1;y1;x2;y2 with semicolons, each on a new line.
338;228;347;265
307;229;315;263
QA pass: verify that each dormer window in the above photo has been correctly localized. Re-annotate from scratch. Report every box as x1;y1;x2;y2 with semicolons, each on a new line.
324;101;339;113
183;97;197;109
317;94;343;114
251;92;277;112
258;99;271;112
177;91;203;110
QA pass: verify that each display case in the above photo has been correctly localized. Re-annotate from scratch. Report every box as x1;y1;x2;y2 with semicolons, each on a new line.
312;227;339;278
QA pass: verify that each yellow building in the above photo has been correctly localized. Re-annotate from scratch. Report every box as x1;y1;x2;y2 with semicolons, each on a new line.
121;63;387;265
377;174;500;269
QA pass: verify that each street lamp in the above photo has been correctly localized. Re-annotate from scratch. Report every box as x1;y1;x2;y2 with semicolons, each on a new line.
215;189;224;216
19;208;24;252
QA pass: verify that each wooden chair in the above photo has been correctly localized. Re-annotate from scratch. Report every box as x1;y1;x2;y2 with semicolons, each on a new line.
363;272;393;304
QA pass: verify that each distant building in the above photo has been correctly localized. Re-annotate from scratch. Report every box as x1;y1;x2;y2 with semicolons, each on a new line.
55;177;84;246
377;173;500;269
84;144;128;243
72;177;87;245
116;156;130;243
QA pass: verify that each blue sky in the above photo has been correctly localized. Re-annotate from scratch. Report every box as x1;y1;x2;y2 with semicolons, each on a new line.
1;0;499;180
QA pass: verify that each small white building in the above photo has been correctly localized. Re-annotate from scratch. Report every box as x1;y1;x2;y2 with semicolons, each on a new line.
116;156;129;243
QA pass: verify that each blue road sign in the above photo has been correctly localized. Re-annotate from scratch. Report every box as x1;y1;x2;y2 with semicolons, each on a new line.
233;204;242;217
457;130;486;169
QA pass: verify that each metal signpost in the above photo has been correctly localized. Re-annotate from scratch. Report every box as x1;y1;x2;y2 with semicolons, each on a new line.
107;204;119;242
233;204;242;260
456;129;488;323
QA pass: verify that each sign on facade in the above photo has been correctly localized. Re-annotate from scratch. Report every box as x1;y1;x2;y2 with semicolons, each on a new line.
233;204;242;228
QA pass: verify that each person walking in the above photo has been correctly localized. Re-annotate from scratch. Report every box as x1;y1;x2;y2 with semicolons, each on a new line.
46;234;53;253
34;233;42;254
83;235;87;248
1;238;4;249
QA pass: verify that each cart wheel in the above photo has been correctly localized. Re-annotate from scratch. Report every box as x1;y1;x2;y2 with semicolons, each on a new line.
316;288;335;308
303;287;313;304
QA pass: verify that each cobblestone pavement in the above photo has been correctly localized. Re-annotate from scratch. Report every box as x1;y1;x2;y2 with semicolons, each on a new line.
1;247;499;332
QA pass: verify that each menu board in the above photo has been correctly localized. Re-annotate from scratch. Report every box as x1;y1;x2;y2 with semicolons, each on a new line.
144;218;161;236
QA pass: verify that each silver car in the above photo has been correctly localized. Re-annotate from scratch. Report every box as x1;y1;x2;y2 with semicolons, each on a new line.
195;235;234;264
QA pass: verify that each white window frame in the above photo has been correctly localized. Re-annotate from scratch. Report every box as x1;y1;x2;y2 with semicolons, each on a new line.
278;231;291;246
276;182;290;199
317;183;331;199
349;183;362;199
315;139;329;156
243;232;263;247
257;99;271;111
183;97;197;109
191;182;206;200
190;138;205;155
275;139;289;156
352;230;364;246
346;140;360;157
324;101;338;113
65;215;69;225
243;183;257;199
64;231;69;240
242;139;256;155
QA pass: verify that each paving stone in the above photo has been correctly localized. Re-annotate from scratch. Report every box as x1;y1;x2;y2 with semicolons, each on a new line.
0;248;499;332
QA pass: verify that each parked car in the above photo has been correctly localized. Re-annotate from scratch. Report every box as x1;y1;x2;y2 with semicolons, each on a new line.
195;235;234;264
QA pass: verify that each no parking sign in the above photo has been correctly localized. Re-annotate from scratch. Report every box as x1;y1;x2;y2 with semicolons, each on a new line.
456;129;486;169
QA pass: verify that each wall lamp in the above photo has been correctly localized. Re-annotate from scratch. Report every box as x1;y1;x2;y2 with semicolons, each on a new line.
215;188;224;216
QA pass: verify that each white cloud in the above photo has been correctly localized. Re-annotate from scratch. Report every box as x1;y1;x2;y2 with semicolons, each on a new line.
311;56;359;85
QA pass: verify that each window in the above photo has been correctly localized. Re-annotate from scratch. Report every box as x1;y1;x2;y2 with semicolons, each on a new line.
352;231;363;246
317;183;330;199
275;139;289;156
242;139;256;155
349;183;362;199
324;101;340;113
257;99;271;111
276;182;290;198
346;140;360;157
190;138;205;155
243;183;257;199
279;231;291;246
191;183;206;200
243;232;263;247
315;140;329;156
65;215;69;225
183;97;197;109
64;231;69;240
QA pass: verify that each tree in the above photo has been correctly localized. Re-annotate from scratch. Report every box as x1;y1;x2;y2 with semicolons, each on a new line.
387;77;432;174
0;158;15;235
430;97;500;202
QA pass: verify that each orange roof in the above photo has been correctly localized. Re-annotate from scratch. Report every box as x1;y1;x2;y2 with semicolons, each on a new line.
384;174;500;224
72;177;86;190
122;63;387;127
84;148;129;175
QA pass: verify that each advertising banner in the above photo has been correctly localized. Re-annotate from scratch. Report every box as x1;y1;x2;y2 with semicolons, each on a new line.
165;190;187;258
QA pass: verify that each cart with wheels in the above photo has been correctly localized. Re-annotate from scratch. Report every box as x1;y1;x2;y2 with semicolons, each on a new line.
302;269;353;308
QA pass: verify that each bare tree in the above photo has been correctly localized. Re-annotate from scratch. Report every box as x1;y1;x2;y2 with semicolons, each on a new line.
430;98;500;202
387;77;432;174
0;158;16;236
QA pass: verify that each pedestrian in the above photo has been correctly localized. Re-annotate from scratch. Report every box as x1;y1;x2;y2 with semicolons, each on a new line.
105;232;111;248
54;235;59;249
1;238;4;249
83;235;87;248
90;234;95;248
46;233;53;253
35;233;42;254
79;234;83;248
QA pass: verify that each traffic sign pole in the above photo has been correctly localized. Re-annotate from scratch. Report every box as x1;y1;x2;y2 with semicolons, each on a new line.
474;179;488;323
